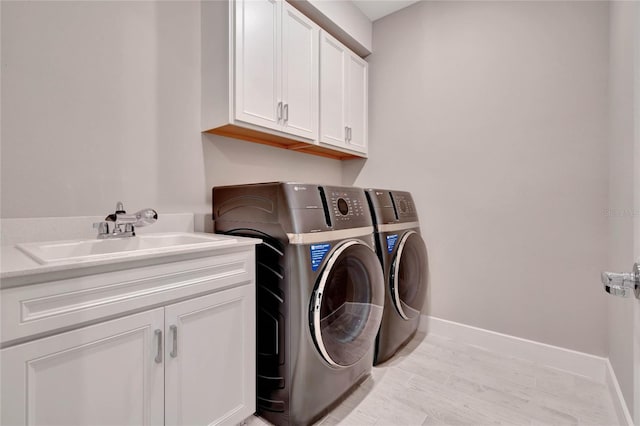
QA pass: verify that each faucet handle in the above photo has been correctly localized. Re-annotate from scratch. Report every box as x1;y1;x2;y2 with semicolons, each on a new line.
93;221;110;237
134;209;158;227
105;201;126;221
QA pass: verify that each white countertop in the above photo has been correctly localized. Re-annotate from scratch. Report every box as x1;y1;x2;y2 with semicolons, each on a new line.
1;232;260;283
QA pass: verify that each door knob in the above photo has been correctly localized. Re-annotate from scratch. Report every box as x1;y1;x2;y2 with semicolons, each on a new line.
601;263;640;298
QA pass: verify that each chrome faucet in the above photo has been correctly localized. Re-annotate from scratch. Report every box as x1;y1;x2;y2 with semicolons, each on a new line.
93;201;158;239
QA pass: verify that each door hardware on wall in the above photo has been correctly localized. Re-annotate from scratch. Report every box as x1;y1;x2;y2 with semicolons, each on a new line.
601;263;640;298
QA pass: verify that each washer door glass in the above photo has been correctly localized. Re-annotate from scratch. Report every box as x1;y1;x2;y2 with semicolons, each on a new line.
310;241;384;367
390;231;428;320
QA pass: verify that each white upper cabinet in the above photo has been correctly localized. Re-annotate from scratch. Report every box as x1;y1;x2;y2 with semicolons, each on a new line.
281;3;319;140
202;0;367;159
234;0;281;131
319;32;348;148
234;0;318;140
346;53;368;152
320;30;368;155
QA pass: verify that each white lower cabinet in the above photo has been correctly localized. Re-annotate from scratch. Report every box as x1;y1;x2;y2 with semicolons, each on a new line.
165;285;255;426
1;308;166;426
1;284;255;426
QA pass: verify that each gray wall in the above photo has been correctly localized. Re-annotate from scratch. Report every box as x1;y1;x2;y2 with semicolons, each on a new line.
0;0;617;358
608;0;639;417
0;1;342;219
344;1;610;355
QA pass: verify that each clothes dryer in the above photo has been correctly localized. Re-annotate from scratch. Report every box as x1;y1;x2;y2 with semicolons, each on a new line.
365;189;428;365
213;182;384;426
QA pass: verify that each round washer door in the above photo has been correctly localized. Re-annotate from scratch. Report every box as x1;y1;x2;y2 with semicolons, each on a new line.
390;231;428;320
310;240;384;368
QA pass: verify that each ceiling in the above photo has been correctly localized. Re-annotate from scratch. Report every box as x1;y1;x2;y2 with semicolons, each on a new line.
352;0;420;22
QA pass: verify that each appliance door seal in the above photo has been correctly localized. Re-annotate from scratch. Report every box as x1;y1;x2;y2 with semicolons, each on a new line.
390;231;428;320
310;240;384;367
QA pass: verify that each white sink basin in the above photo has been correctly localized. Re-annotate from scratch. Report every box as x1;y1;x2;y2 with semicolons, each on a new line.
16;233;235;264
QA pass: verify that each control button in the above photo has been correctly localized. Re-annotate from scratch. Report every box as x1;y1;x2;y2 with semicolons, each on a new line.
337;198;349;215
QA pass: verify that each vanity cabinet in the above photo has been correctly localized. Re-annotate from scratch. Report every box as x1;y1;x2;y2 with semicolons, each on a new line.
319;30;368;154
1;247;256;426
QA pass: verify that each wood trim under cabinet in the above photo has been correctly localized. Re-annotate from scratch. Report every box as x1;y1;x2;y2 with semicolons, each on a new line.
205;124;364;161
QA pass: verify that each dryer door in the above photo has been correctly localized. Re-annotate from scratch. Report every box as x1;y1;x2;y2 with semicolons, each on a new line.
390;231;428;320
310;240;384;367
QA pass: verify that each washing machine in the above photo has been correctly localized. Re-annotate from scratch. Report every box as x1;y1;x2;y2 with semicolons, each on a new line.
213;182;384;426
365;189;428;365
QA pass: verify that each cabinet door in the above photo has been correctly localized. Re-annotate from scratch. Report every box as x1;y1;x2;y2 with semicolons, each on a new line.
1;309;165;426
319;31;348;148
235;0;282;131
164;285;255;426
346;53;368;154
281;3;319;140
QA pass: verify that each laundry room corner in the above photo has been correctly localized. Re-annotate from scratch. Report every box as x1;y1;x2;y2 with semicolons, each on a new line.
343;0;610;358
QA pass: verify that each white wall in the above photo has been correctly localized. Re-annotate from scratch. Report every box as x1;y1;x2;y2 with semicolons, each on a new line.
0;1;342;219
607;0;637;416
0;0;616;358
344;0;610;355
633;3;640;424
293;0;372;56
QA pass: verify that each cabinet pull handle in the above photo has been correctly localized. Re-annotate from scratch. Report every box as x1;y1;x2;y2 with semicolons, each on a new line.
170;325;178;358
284;103;289;122
345;126;349;142
277;102;282;121
154;329;162;363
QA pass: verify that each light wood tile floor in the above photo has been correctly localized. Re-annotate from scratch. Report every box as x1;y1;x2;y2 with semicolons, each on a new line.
247;333;620;426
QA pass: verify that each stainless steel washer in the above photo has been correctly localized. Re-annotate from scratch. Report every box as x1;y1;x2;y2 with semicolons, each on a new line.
213;182;384;425
365;189;428;365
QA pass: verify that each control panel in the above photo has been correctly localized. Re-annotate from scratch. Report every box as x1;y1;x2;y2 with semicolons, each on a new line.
330;189;366;221
280;183;373;231
392;192;416;216
364;189;395;225
391;191;418;221
365;189;419;224
214;182;376;236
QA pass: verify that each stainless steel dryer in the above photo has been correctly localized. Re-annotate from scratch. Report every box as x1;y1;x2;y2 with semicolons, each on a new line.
365;189;428;365
213;182;384;426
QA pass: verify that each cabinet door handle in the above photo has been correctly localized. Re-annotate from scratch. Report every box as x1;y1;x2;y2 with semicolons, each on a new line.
345;126;349;143
154;329;162;364
170;325;178;358
284;104;289;122
277;102;282;121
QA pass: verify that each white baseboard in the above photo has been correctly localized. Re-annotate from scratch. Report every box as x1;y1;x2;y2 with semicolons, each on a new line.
420;315;633;425
606;359;635;426
419;315;607;381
